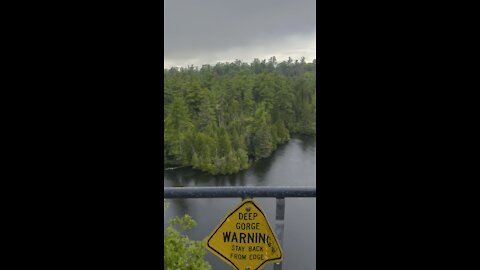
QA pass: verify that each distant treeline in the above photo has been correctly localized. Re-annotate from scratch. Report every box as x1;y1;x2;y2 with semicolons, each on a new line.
164;57;316;175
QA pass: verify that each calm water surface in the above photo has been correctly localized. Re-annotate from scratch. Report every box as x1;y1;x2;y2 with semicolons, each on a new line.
164;135;316;270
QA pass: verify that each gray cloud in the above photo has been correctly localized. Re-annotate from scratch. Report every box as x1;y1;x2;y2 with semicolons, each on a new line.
164;0;316;68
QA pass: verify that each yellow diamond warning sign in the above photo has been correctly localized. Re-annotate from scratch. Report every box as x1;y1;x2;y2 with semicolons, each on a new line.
205;199;283;270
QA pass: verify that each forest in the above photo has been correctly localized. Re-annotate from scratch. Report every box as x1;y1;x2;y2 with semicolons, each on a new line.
164;57;316;175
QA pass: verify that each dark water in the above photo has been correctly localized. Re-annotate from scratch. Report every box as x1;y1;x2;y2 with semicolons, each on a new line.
164;135;316;270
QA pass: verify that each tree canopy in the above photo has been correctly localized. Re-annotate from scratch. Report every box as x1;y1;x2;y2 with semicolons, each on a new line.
164;57;316;175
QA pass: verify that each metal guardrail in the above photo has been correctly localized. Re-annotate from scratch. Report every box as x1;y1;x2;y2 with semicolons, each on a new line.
164;186;317;270
164;186;316;198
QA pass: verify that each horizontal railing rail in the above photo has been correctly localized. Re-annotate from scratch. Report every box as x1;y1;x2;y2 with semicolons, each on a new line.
164;186;316;198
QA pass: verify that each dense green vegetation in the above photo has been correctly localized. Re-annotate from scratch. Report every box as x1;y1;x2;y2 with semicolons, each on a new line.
164;202;212;270
164;57;316;175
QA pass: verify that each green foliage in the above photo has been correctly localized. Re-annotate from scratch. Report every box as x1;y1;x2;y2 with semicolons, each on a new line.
164;202;212;270
164;57;316;174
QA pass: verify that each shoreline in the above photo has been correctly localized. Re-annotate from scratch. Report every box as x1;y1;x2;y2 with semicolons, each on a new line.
164;133;316;176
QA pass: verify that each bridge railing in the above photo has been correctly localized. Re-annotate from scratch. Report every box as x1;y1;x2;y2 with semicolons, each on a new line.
164;186;317;270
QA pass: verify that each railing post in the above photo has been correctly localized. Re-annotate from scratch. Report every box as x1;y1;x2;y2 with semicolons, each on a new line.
274;197;285;270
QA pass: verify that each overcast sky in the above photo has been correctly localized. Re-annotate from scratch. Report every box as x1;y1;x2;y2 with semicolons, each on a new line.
164;0;316;68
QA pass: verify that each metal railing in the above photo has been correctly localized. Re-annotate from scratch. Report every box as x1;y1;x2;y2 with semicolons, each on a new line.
164;186;316;270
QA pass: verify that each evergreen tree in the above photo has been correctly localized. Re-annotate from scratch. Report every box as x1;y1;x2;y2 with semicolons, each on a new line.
164;57;316;174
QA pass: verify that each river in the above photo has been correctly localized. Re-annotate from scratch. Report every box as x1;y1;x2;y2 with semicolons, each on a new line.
164;135;316;270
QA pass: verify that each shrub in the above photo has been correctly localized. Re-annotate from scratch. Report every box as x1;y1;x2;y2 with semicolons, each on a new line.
164;202;212;270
